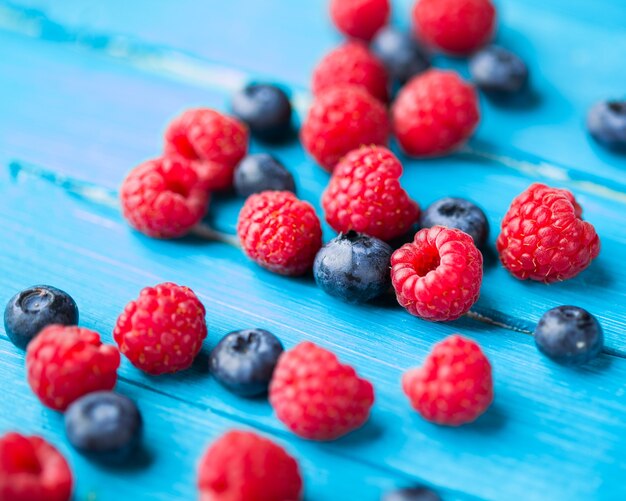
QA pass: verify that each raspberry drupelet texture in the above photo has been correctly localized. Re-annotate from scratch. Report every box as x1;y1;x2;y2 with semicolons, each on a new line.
412;0;496;55
0;433;73;501
403;334;493;426
312;41;389;102
269;341;375;440
330;0;390;41
322;146;420;241
237;191;322;276
301;85;390;171
113;282;207;375
120;156;210;239
26;326;120;411
198;430;303;501
164;108;248;190
496;183;600;283
391;226;483;321
392;69;479;157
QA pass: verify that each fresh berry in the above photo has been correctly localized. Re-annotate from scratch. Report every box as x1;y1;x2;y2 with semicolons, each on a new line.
312;41;389;102
237;191;322;276
322;146;420;241
164;108;248;190
383;487;442;501
391;226;482;321
469;46;528;93
114;282;207;375
330;0;390;41
26;326;120;411
402;334;493;426
587;100;626;151
198;430;302;501
301;85;389;171
534;306;603;365
370;28;431;85
392;69;479;157
496;183;600;283
0;432;73;501
234;154;295;198
231;83;293;142
210;329;284;397
420;197;489;248
412;0;496;55
269;341;374;440
313;231;393;303
120;156;209;239
4;285;78;350
64;391;142;462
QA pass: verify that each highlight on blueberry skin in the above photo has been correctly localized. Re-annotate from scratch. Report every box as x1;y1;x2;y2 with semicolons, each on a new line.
4;285;79;349
534;306;604;365
587;100;626;151
382;486;442;501
234;153;296;198
420;197;489;248
469;46;529;94
370;27;430;85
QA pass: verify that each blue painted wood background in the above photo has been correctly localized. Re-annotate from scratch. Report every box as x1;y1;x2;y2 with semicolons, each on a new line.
1;0;626;499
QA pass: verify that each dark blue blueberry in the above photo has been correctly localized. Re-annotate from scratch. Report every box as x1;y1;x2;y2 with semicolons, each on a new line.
231;83;293;142
420;197;489;248
210;329;284;397
4;285;78;349
65;391;142;462
587;100;626;151
469;46;529;94
382;486;442;501
370;28;430;85
314;231;392;303
534;306;604;365
234;153;296;197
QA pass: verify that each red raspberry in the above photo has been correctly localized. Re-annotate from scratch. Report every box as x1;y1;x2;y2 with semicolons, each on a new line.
496;183;601;283
114;282;207;375
402;334;493;426
391;226;483;321
301;85;390;171
0;433;73;501
330;0;390;41
198;430;302;501
392;69;479;157
164;108;248;190
322;145;420;241
237;191;322;276
269;341;375;441
26;326;120;411
312;41;389;102
412;0;496;55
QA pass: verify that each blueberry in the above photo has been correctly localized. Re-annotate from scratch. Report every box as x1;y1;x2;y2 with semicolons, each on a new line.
469;46;529;94
420;197;489;248
587;100;626;151
314;231;392;303
4;285;78;349
210;329;284;397
65;391;142;462
231;83;293;142
534;306;604;365
234;154;296;197
382;487;442;501
370;28;430;85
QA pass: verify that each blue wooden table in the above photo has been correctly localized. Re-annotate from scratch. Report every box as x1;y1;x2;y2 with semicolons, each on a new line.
1;1;626;499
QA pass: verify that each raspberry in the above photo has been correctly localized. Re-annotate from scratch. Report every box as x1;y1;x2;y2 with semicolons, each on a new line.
269;341;375;440
321;146;420;241
391;226;483;321
198;430;302;501
312;41;389;102
113;282;207;375
330;0;390;41
237;191;322;276
496;183;600;283
402;334;493;426
26;326;120;411
0;433;73;501
392;69;479;157
164;108;248;190
412;0;496;55
301;85;389;171
120;156;210;239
